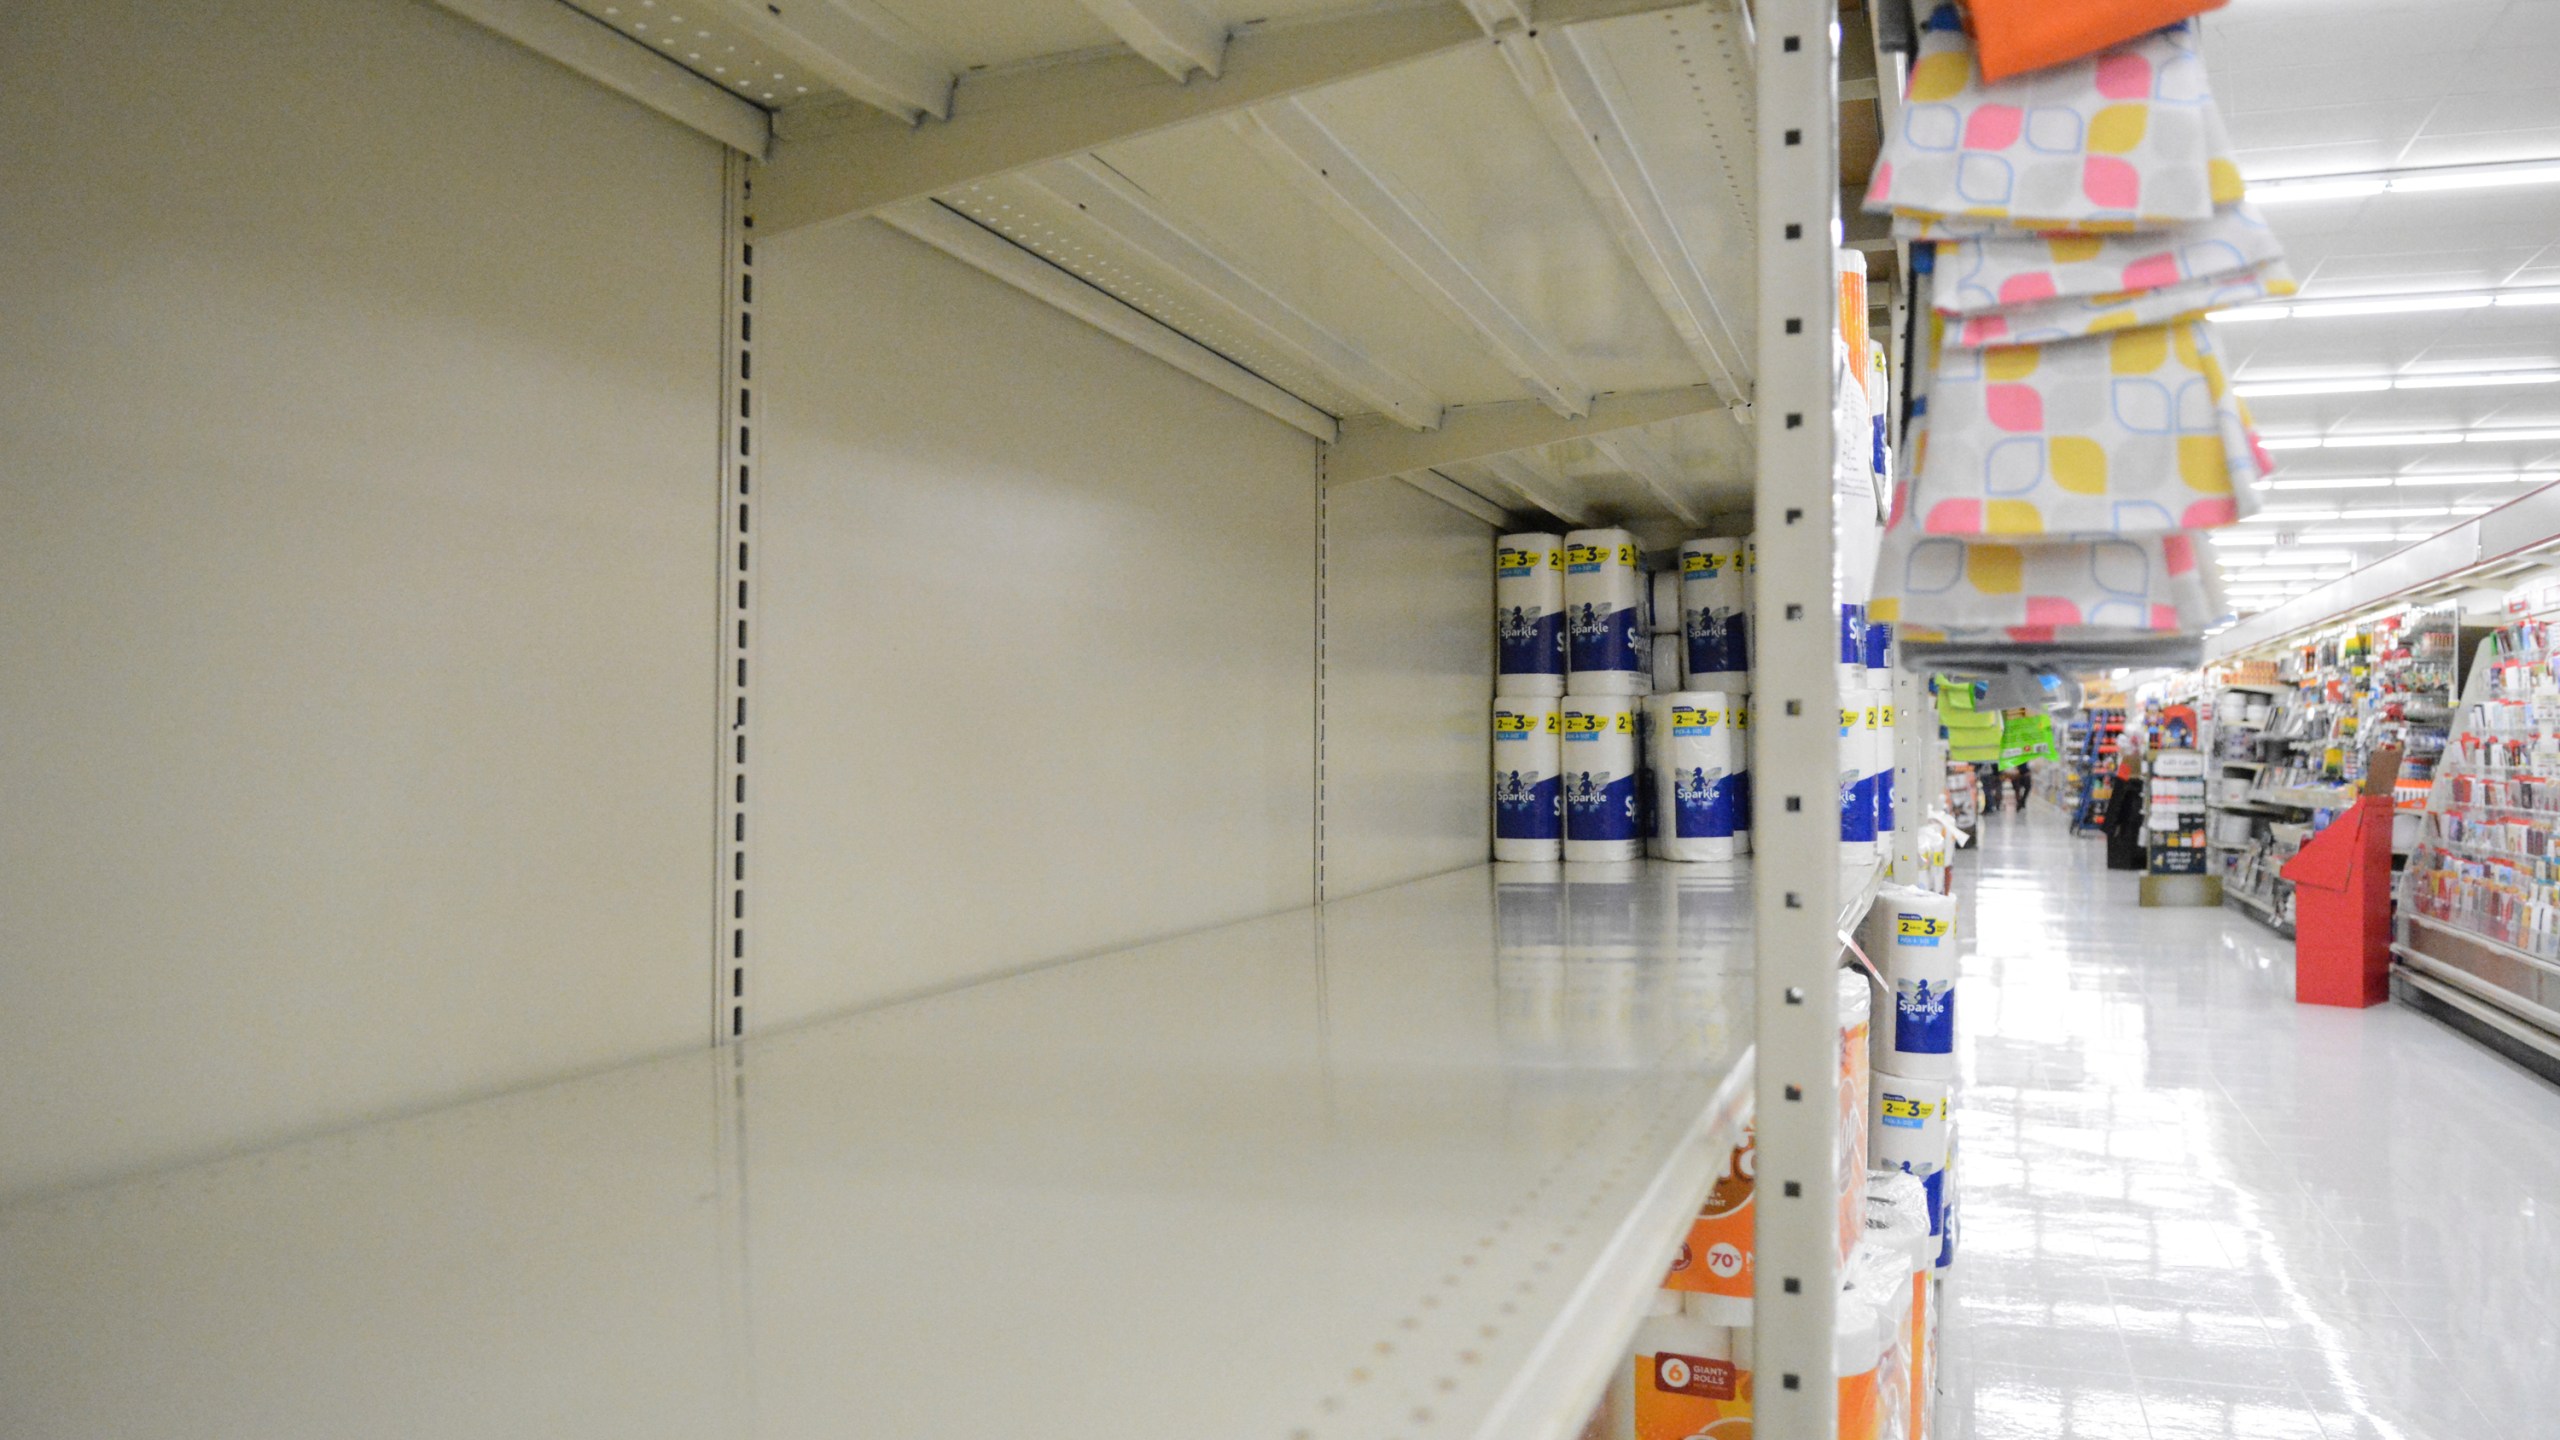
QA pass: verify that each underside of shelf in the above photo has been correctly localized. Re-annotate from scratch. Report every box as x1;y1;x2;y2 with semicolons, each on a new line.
0;860;1886;1440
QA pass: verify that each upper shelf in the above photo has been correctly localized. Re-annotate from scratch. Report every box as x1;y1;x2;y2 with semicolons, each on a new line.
0;858;1878;1440
456;0;1912;533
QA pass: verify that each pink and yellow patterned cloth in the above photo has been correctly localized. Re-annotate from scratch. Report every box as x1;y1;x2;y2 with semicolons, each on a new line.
1859;3;2290;641
1868;5;2242;233
1916;317;2265;538
1870;482;2225;640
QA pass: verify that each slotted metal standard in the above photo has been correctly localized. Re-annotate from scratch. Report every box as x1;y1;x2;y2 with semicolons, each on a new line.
1748;0;1843;1434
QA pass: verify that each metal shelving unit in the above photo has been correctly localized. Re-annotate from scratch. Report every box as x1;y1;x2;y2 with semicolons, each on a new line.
1;0;1896;1434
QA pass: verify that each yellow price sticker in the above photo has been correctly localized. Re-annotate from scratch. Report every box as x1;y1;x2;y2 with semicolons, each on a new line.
1672;707;1718;728
1897;915;1947;938
1880;1096;1935;1121
1563;713;1607;734
1494;713;1535;733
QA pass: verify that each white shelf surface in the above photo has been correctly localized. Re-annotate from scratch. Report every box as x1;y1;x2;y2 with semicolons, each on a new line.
0;859;1876;1440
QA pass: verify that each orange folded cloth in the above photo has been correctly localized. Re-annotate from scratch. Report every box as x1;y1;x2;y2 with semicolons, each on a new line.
1966;0;2228;83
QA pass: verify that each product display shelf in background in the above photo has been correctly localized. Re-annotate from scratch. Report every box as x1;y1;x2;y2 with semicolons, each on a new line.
2194;603;2465;935
2067;707;2125;834
2398;590;2560;1058
2204;677;2300;934
2141;745;2217;905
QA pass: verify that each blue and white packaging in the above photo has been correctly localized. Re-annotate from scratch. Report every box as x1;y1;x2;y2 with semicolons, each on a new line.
1677;536;1750;688
1882;887;1957;1077
1496;533;1565;697
1731;694;1753;855
1564;528;1645;694
1492;695;1563;862
1870;1073;1953;1239
1865;622;1897;838
1648;692;1744;863
1562;694;1643;862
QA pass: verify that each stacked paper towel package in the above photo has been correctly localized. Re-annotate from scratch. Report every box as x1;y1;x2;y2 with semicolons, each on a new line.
1494;527;1903;868
1599;885;1960;1440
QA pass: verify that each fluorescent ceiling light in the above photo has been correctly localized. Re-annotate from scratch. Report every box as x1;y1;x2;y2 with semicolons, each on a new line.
2224;549;2355;566
2255;428;2560;450
2234;370;2560;398
2233;378;2392;398
2258;472;2554;491
2397;370;2560;389
2249;158;2560;204
2209;286;2560;324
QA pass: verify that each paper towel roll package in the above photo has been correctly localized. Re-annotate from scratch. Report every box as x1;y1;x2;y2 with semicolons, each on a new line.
1839;698;1876;859
1677;537;1750;688
1839;969;1874;1266
1881;887;1957;1078
1836;601;1872;860
1731;695;1753;856
1865;623;1897;837
1871;1073;1953;1239
1564;528;1645;693
1493;695;1564;863
1650;568;1681;636
1649;633;1684;693
1648;692;1744;862
1562;694;1643;862
1496;533;1566;697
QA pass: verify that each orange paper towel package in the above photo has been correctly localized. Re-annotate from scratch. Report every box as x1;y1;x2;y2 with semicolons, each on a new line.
1631;1295;1752;1440
1665;1129;1754;1299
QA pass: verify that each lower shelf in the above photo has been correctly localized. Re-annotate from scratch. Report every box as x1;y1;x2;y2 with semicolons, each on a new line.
0;858;1879;1440
2222;883;2294;938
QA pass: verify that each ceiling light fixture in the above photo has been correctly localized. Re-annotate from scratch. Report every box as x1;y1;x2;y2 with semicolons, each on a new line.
2257;472;2556;491
2248;157;2560;204
2209;286;2560;324
2234;370;2560;398
2256;428;2560;450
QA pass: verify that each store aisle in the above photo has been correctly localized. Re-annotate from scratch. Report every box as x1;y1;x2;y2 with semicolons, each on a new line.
1936;806;2560;1439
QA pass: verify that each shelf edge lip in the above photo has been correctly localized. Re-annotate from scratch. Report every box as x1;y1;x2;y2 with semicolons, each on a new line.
1469;1050;1757;1440
2393;951;2560;1046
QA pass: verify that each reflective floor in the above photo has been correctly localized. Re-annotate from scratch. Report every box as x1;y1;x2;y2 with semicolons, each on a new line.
1938;803;2560;1440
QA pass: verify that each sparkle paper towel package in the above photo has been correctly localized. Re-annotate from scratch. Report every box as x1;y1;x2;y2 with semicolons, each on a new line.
1871;1073;1953;1241
1648;692;1745;863
1865;622;1897;837
1882;887;1957;1078
1565;528;1645;694
1731;695;1753;856
1650;568;1682;637
1493;696;1564;863
1497;533;1566;697
1563;694;1643;862
1678;537;1750;688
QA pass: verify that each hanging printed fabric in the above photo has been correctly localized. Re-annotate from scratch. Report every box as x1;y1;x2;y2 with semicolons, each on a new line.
1935;203;2286;321
1946;259;2294;348
1912;318;2259;538
1867;5;2242;234
1868;480;2219;638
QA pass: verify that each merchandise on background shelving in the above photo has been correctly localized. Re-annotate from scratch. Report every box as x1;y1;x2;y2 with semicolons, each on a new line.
2405;597;2560;988
2194;602;2461;934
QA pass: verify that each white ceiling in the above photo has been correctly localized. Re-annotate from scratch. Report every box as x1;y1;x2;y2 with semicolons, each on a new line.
2203;0;2560;609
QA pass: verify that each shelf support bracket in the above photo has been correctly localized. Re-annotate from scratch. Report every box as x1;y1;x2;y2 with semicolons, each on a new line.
1749;1;1843;1433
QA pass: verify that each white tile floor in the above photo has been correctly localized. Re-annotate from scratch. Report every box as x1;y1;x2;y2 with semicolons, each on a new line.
1937;802;2560;1440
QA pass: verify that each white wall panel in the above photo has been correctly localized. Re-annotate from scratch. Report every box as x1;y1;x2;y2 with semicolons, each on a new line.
754;220;1317;1028
0;0;725;1199
1319;480;1495;898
